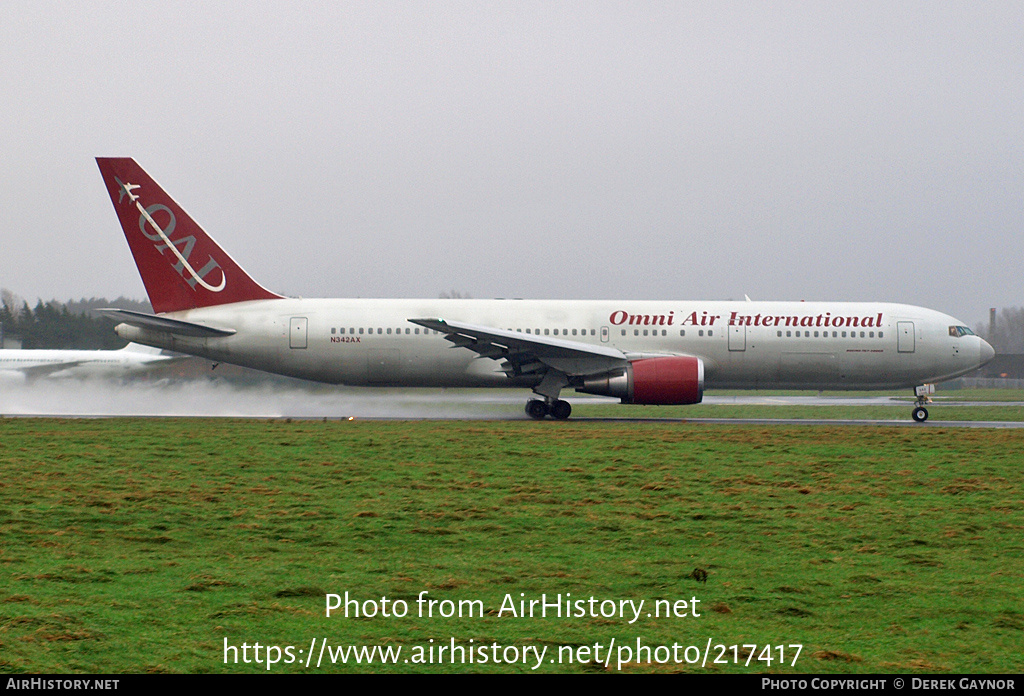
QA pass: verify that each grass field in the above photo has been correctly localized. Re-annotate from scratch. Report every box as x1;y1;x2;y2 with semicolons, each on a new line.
699;388;1024;402
0;417;1021;673
573;402;1024;421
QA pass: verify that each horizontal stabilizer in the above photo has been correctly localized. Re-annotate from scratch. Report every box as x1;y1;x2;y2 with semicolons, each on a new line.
96;308;236;337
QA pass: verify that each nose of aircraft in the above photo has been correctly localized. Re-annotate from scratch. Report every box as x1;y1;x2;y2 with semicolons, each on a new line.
979;338;996;366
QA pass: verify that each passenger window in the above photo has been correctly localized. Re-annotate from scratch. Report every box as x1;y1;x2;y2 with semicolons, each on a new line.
786;331;791;337
680;330;686;336
869;331;874;338
572;329;577;336
879;332;884;338
387;328;392;334
699;330;704;337
708;330;713;337
860;331;865;338
544;329;549;335
331;327;336;334
643;330;648;336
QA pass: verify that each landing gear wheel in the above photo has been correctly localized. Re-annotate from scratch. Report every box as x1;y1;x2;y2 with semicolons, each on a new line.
549;399;572;420
525;399;549;420
912;406;929;423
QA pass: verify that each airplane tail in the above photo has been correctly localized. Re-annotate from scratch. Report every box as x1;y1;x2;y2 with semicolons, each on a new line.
96;158;283;314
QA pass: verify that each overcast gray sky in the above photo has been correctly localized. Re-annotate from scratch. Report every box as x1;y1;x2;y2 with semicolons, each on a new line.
1;1;1021;325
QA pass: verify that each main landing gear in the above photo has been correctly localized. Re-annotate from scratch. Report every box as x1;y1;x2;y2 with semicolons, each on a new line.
911;384;935;423
525;398;572;420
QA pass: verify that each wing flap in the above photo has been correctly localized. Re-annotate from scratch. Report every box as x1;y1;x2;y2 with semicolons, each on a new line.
409;317;628;378
18;361;88;378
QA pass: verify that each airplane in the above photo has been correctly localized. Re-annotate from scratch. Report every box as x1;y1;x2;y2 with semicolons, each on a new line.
0;342;181;383
94;157;995;422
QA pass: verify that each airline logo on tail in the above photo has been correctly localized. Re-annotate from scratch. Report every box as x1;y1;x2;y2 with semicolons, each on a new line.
113;176;226;293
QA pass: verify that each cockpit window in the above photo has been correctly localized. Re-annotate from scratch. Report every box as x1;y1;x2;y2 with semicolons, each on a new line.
948;326;976;337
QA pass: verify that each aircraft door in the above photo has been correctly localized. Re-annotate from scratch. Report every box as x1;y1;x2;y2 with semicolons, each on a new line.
601;326;609;343
290;317;308;349
728;324;746;351
897;321;915;353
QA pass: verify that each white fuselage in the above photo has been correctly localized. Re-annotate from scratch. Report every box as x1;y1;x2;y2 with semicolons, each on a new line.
0;344;174;381
113;299;992;392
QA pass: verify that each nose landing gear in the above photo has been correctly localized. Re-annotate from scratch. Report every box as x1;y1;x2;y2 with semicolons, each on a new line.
912;384;934;422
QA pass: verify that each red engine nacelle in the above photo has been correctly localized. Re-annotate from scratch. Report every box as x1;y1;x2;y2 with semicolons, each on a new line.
576;356;704;405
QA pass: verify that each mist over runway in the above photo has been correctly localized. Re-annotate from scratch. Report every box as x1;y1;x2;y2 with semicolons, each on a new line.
2;381;1022;428
0;381;533;420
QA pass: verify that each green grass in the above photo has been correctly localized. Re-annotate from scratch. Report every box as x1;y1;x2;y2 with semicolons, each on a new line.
0;419;1021;673
921;388;1024;402
573;402;1024;421
572;385;1024;420
701;388;1024;401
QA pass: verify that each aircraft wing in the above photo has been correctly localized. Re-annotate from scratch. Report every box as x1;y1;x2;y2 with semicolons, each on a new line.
408;318;628;379
16;360;90;378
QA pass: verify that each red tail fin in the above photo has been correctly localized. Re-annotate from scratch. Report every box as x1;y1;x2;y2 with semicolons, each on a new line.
96;158;283;314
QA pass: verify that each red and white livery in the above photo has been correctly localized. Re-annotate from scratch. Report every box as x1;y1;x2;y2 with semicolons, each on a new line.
96;158;995;421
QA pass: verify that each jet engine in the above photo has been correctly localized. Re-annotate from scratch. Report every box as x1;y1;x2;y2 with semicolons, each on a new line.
576;356;704;405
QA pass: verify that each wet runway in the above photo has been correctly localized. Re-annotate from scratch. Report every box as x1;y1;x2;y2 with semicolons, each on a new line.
574;416;1024;428
1;381;1021;427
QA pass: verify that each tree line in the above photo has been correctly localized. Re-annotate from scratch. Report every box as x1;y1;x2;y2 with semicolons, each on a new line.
1;289;150;350
980;307;1024;355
